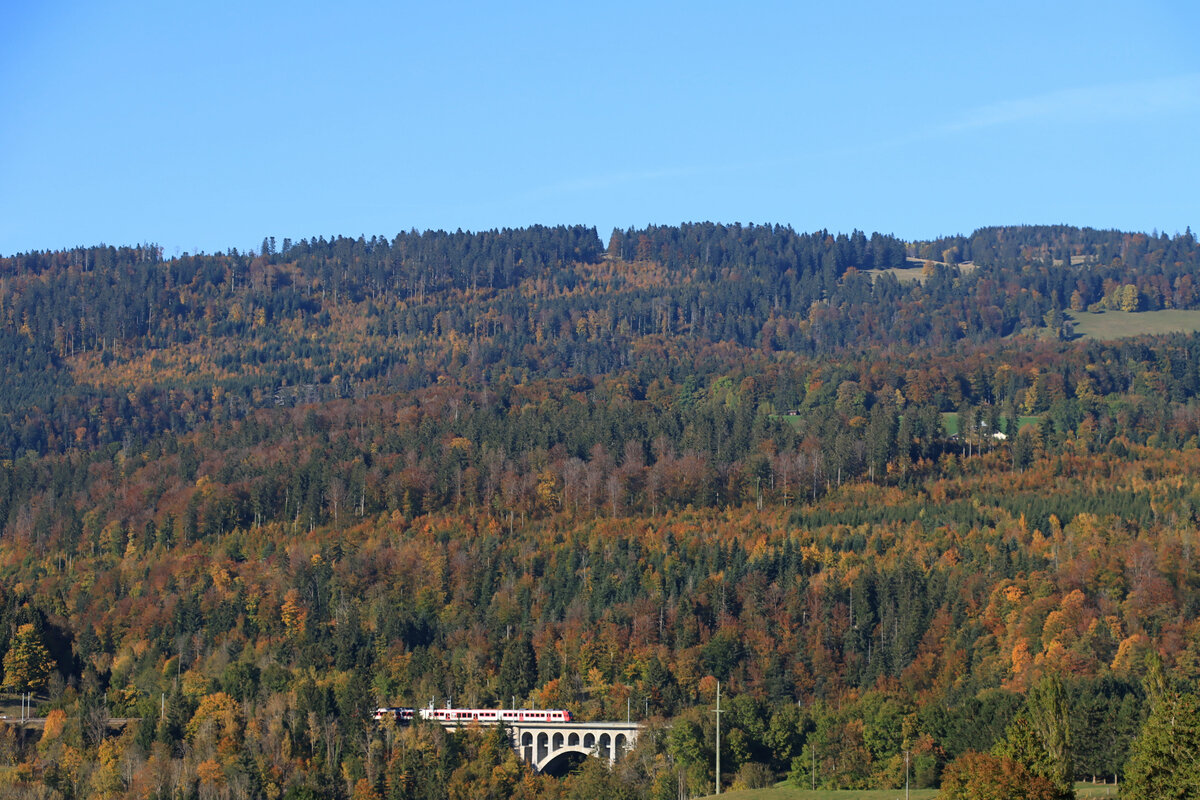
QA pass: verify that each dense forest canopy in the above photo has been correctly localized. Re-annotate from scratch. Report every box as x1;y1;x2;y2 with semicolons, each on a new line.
0;222;1198;798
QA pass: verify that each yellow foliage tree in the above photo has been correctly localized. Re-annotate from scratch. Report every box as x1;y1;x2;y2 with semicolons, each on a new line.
38;708;68;760
535;469;560;511
41;708;67;742
197;758;225;794
281;588;308;638
94;737;125;798
1120;284;1141;312
2;623;55;693
188;691;242;760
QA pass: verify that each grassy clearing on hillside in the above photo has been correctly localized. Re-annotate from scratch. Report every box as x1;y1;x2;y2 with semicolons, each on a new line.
866;267;929;284
694;782;1116;800
1068;309;1200;339
941;413;1041;437
778;414;804;431
779;413;1040;438
866;260;977;284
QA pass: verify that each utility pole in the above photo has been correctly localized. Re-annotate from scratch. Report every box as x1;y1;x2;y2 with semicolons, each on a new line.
905;748;910;800
713;682;723;795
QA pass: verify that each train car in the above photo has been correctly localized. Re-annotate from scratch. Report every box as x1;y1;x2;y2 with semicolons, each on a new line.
374;707;572;723
423;708;572;723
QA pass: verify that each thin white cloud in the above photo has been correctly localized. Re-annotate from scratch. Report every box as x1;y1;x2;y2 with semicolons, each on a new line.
944;73;1200;133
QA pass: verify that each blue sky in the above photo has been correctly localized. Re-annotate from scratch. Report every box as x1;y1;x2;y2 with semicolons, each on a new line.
2;1;1198;256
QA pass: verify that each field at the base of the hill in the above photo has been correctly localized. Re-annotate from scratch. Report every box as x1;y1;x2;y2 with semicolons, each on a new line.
695;781;1119;800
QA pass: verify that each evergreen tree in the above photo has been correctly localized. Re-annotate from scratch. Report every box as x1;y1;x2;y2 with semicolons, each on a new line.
1123;690;1200;800
1012;428;1035;471
498;635;536;702
1124;655;1200;799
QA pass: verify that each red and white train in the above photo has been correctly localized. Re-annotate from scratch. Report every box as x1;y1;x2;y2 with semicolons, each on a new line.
373;707;573;723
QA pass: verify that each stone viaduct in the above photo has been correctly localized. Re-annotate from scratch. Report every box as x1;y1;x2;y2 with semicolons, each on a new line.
437;719;643;773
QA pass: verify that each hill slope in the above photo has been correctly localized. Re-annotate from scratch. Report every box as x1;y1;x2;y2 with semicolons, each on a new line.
0;223;1197;797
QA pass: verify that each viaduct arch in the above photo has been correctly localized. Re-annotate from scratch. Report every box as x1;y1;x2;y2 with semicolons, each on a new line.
437;719;642;772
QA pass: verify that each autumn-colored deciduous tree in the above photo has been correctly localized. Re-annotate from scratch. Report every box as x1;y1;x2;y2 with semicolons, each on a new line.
937;751;1057;800
1;623;54;693
188;690;242;765
1119;284;1141;312
37;708;67;761
281;588;308;639
197;758;225;799
40;709;66;742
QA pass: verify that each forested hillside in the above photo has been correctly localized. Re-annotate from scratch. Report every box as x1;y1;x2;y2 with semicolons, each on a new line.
0;223;1198;798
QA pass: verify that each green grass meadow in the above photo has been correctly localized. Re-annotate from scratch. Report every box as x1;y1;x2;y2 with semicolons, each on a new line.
779;413;1040;438
695;788;936;800
1068;309;1200;339
694;781;1118;800
940;413;1041;437
865;267;929;284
